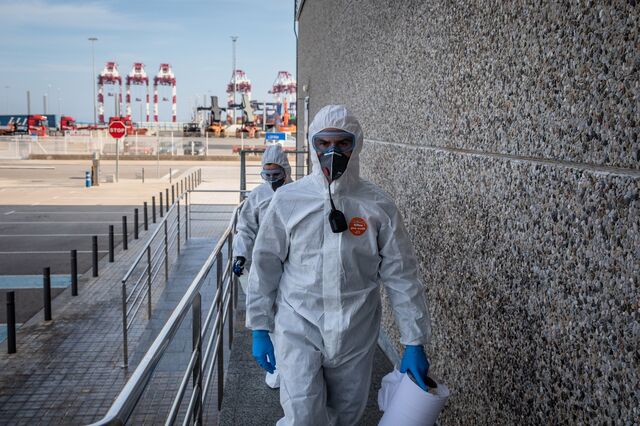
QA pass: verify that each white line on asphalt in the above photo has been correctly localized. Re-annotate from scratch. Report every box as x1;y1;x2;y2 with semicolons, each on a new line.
161;168;180;180
5;211;131;215
0;250;109;254
31;202;40;206
0;166;56;170
0;221;118;224
0;234;111;237
3;211;14;216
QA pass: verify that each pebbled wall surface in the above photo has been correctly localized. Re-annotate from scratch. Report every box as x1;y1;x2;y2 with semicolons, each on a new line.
296;0;639;424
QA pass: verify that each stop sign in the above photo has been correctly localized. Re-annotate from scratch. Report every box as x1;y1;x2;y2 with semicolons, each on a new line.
108;121;126;139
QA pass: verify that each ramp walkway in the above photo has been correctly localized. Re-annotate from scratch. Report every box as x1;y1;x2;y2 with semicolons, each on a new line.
0;194;233;424
218;292;392;426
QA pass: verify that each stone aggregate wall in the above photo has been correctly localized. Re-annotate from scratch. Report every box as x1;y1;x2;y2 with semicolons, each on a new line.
297;0;639;423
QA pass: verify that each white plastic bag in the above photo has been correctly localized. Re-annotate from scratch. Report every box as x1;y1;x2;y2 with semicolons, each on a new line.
378;369;449;426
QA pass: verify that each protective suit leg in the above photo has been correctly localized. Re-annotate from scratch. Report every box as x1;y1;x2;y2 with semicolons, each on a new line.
274;303;335;426
324;342;376;425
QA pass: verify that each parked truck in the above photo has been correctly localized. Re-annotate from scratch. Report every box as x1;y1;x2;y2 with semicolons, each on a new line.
0;115;49;136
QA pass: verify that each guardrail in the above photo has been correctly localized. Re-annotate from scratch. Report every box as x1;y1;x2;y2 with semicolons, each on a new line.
120;170;202;368
91;200;244;426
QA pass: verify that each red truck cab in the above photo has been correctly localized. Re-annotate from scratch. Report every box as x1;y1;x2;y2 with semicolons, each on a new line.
60;116;76;132
29;115;48;137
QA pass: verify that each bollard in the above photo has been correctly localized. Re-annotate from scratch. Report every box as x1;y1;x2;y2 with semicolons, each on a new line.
171;185;175;205
134;208;139;239
142;167;145;183
159;192;164;218
165;188;169;212
122;216;128;250
43;267;52;321
85;170;91;188
152;196;157;223
92;236;99;277
144;202;149;231
6;292;17;353
180;180;183;195
109;225;115;262
71;250;78;296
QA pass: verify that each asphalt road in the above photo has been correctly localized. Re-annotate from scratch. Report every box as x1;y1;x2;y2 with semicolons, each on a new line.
0;204;145;276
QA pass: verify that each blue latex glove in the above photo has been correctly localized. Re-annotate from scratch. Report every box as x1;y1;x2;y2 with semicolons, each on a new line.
400;345;430;391
232;256;245;277
252;330;276;374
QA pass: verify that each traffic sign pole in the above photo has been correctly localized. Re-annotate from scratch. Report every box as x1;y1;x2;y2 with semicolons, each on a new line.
108;121;126;183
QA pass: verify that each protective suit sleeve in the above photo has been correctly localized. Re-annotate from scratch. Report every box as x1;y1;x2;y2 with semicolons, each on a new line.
232;191;260;263
245;198;289;332
378;205;431;346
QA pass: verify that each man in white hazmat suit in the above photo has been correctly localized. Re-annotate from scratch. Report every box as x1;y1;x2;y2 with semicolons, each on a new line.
246;105;431;425
233;143;292;388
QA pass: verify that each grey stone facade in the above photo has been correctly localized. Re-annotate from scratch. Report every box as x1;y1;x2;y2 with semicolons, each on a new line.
296;0;639;423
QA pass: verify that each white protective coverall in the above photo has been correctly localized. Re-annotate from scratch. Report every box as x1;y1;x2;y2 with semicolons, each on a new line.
233;143;292;277
246;105;431;426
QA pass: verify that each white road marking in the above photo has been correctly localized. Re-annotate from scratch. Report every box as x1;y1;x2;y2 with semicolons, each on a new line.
0;234;111;237
161;168;180;180
0;250;109;254
0;221;118;224
5;211;131;215
4;211;14;216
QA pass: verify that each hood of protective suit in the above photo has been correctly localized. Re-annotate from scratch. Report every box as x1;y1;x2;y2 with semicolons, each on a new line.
262;143;292;182
308;105;364;189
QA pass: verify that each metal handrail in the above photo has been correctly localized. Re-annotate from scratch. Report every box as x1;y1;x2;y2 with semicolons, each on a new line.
120;170;202;368
90;201;244;426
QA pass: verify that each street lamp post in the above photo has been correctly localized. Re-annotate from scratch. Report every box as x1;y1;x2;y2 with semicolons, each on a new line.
4;86;9;114
88;37;98;126
57;88;62;116
231;36;238;125
47;84;51;114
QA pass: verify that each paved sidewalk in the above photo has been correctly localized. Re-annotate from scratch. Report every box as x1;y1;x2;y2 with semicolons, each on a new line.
0;208;232;425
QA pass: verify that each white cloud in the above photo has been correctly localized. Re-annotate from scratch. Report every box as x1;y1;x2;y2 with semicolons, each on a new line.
0;0;172;31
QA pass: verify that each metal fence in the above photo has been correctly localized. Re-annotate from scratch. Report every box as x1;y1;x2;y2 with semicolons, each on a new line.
120;188;191;368
0;134;299;159
91;200;243;426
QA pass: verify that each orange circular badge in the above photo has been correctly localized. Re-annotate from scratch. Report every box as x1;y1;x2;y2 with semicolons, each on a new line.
349;217;368;236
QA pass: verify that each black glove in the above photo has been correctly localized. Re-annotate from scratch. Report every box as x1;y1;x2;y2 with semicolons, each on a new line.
232;256;246;277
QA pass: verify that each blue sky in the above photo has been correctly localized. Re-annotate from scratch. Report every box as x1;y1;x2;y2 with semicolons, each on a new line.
0;0;296;122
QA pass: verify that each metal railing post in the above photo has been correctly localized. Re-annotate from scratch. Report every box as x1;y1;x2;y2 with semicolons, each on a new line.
122;282;129;368
216;253;224;410
192;292;203;425
165;188;169;213
6;291;16;354
134;208;139;240
143;202;148;231
152;196;157;223
92;236;99;277
159;192;164;218
240;151;246;202
109;225;115;262
71;249;78;296
177;200;181;254
122;216;128;250
164;220;169;282
228;234;234;347
171;185;175;205
43;267;52;321
147;246;152;319
187;191;191;239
